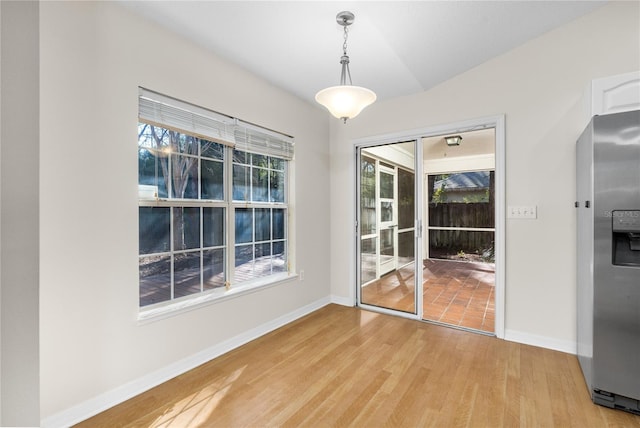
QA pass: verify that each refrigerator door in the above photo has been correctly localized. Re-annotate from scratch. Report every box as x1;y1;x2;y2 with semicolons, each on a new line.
592;110;640;404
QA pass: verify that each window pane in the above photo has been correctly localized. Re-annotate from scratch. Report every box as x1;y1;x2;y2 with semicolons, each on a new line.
201;159;224;200
255;242;271;260
174;252;201;298
380;229;394;257
252;154;268;168
203;207;225;248
361;208;376;236
398;168;415;230
270;170;285;202
201;140;224;159
381;202;393;222
173;132;199;155
272;241;286;273
203;249;225;290
360;156;376;236
233;149;247;164
380;171;394;199
173;207;200;250
235;244;254;282
235;208;253;244
235;243;274;283
255;208;271;242
139;207;170;255
273;209;285;240
252;168;268;202
398;230;414;264
360;237;376;285
139;255;171;307
171;154;198;199
233;164;249;201
270;157;284;171
138;148;168;198
138;147;155;185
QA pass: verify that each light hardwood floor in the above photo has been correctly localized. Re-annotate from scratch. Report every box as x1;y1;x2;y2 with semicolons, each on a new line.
77;304;640;427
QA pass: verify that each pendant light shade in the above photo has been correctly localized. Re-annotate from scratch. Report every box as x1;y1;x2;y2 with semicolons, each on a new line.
315;11;376;123
315;85;376;121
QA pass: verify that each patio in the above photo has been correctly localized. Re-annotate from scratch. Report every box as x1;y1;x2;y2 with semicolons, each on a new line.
361;259;495;333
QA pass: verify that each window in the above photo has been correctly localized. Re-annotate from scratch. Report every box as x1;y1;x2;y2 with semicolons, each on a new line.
138;88;294;310
233;150;287;282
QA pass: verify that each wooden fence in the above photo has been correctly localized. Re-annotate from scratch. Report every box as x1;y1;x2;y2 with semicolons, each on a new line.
429;202;494;228
428;202;494;255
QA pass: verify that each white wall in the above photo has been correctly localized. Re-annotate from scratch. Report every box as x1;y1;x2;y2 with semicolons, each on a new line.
330;2;640;350
38;1;329;423
0;1;40;425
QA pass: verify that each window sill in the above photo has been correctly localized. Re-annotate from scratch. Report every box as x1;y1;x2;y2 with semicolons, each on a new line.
137;272;299;324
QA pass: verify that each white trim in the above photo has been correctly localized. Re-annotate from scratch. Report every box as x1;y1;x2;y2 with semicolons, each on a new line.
40;296;331;428
138;273;298;324
358;303;421;321
589;71;640;119
494;115;506;339
415;140;425;319
331;294;355;307
355;115;500;146
504;329;577;355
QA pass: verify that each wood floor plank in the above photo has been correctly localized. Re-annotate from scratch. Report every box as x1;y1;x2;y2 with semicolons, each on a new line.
76;305;640;427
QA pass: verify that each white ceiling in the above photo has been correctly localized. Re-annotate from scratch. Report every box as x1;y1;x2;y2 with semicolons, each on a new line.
121;1;605;106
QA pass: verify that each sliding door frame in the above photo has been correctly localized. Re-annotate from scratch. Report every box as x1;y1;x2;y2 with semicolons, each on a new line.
356;140;422;319
354;115;506;339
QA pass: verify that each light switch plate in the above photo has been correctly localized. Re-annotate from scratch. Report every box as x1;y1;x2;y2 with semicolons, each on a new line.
508;205;537;219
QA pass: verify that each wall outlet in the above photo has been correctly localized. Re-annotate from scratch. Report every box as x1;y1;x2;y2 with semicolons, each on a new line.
508;205;537;219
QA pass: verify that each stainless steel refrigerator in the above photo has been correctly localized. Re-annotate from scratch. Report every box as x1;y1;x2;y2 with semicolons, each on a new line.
576;109;640;414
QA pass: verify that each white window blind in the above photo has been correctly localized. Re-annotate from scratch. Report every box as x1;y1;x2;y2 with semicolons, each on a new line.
138;88;236;146
234;121;295;160
138;87;294;160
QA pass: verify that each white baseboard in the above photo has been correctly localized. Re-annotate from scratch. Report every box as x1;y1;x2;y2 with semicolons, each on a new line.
330;294;355;307
41;296;332;428
504;329;577;355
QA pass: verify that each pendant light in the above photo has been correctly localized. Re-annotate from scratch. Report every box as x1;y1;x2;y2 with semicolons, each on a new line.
315;11;376;123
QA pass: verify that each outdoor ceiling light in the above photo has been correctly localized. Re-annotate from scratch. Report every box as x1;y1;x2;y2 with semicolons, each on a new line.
445;135;463;146
315;11;376;124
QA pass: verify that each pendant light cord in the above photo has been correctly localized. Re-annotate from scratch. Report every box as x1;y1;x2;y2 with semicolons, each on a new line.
343;24;349;55
340;24;353;86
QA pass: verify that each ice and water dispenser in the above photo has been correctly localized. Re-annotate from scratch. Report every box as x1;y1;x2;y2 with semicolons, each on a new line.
612;210;640;267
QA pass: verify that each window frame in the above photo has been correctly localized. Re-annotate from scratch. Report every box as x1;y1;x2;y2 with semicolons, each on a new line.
137;88;295;321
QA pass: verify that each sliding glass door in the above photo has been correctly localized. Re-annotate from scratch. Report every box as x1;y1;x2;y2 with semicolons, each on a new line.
357;141;417;314
355;120;503;337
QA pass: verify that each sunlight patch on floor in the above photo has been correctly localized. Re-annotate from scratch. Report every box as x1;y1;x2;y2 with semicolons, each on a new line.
150;365;246;427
